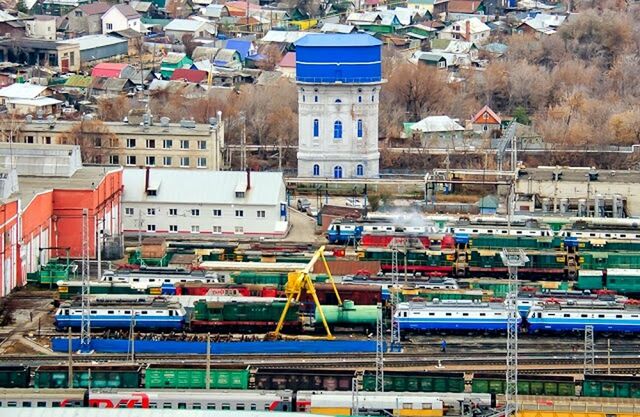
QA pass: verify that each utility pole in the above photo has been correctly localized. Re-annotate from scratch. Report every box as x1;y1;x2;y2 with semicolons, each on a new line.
500;248;528;417
584;325;595;375
389;238;403;352
375;303;384;392
67;327;73;388
240;112;247;171
137;209;143;249
206;333;211;389
80;208;91;353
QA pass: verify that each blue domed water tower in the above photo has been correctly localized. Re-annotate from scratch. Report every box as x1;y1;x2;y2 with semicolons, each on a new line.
295;34;383;179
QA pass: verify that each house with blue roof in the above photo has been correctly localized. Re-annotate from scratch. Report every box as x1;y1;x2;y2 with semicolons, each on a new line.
224;38;257;64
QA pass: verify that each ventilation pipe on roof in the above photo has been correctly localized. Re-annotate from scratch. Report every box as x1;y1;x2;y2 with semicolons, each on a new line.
145;166;150;192
246;167;251;190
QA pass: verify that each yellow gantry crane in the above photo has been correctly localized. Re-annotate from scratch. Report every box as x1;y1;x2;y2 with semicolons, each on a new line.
272;245;342;340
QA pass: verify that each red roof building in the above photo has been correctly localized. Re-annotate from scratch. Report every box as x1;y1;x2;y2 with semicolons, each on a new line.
170;68;208;83
91;62;130;78
471;105;502;133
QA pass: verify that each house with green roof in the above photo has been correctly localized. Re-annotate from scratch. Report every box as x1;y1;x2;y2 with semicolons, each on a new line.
160;52;192;79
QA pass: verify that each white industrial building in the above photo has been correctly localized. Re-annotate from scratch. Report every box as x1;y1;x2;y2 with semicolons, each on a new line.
122;168;289;237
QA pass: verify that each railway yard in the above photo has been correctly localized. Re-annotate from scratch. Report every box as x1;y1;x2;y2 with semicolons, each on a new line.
4;214;640;416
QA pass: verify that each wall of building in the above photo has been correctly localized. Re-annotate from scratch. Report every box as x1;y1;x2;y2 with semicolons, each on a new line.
0;200;19;297
20;191;53;280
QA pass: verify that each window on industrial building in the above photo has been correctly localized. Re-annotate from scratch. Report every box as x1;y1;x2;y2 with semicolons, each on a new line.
198;140;207;150
313;164;320;176
357;119;363;138
191;225;200;233
180;140;189;149
257;210;265;218
163;139;173;149
235;210;244;217
169;208;177;216
213;209;222;217
191;209;200;216
197;157;206;168
147;208;156;216
180;157;190;167
146;156;155;166
126;155;136;165
147;224;156;232
356;164;364;176
313;119;319;137
146;139;156;149
333;121;342;139
235;226;244;234
125;208;134;216
163;156;172;166
109;155;119;165
126;138;136;148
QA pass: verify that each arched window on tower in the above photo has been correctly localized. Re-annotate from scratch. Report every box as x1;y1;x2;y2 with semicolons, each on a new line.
334;121;342;139
334;166;343;179
335;99;342;103
356;164;364;176
313;119;319;138
357;119;363;138
313;164;320;176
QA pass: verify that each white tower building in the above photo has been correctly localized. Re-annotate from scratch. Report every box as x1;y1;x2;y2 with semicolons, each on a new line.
295;34;382;179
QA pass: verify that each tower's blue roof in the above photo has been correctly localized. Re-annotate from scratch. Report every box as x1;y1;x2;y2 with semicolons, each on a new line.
295;33;382;47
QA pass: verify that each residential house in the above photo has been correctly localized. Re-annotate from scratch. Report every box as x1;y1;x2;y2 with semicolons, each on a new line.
36;0;93;16
414;51;449;68
470;104;501;135
202;5;230;19
439;17;490;43
91;63;131;78
60;2;111;37
477;195;499;214
122;169;288;238
89;77;136;96
405;24;438;41
111;28;145;55
277;51;295;78
102;4;142;34
0;20;26;39
63;74;93;89
25;16;57;40
213;49;242;70
409;115;465;147
430;38;478;66
59;34;129;63
120;66;155;87
0;39;80;72
224;39;257;65
260;30;320;50
0;83;62;115
164;0;194;17
160;52;193;78
170;68;208;83
129;1;157;17
347;11;400;33
164;19;214;41
447;0;485;21
407;0;448;17
407;0;436;13
191;46;220;62
516;13;567;36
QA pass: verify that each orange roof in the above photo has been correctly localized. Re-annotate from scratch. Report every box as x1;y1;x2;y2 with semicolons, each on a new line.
472;105;501;125
448;0;482;13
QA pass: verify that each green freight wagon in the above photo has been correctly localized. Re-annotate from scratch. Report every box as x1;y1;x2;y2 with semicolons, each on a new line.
145;366;249;389
605;269;640;294
231;272;290;287
0;366;30;388
583;375;640;398
576;270;604;291
363;371;464;393
472;374;574;396
315;300;378;329
190;300;300;330
34;365;141;389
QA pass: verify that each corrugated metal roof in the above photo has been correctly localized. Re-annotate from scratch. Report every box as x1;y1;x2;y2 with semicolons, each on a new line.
411;115;465;133
59;34;127;50
295;33;382;47
192;46;220;61
123;169;284;205
162;52;188;64
261;30;320;44
0;83;48;99
64;74;93;88
170;68;208;82
320;23;355;33
165;18;206;32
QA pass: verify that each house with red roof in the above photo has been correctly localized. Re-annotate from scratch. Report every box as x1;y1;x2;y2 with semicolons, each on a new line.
277;51;296;78
170;68;208;83
471;105;501;134
91;62;131;78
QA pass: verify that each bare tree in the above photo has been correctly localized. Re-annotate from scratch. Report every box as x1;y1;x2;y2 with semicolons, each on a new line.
58;119;118;164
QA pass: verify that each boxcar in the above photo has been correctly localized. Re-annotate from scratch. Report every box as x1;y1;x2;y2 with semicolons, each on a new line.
363;371;465;393
253;369;355;391
145;365;249;389
472;373;575;396
34;365;141;389
582;374;640;398
0;365;30;388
